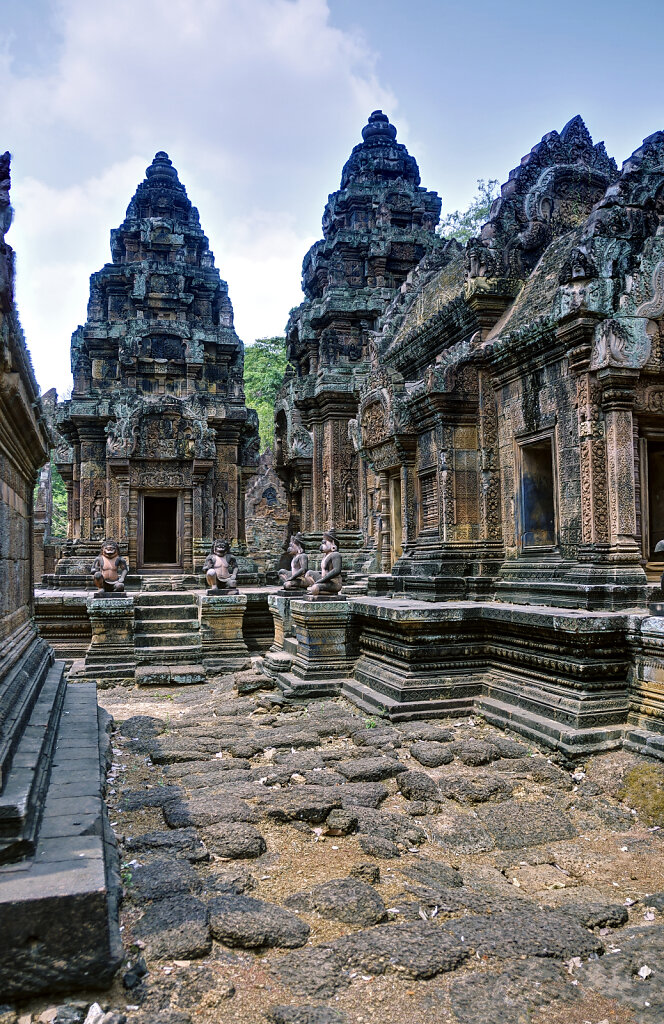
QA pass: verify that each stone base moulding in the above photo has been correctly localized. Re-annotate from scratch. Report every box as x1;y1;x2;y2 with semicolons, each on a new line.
0;683;122;997
200;593;250;671
82;595;136;685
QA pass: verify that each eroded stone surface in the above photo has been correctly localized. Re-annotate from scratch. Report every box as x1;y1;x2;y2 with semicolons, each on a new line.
208;894;310;949
133;896;211;959
35;683;664;1024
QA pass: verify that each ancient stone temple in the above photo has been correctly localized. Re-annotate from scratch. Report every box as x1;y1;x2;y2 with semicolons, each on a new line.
274;111;441;566
0;154;120;994
356;114;627;599
268;116;664;762
51;151;258;582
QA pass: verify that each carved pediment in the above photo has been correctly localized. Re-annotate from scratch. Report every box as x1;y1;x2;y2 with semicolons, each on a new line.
361;401;387;446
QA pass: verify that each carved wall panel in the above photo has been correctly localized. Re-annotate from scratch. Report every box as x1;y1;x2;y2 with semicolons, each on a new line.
453;425;479;541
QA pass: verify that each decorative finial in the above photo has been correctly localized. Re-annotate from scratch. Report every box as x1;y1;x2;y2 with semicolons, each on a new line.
362;110;397;144
146;151;178;181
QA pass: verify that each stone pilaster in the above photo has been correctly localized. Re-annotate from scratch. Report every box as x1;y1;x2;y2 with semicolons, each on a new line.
83;596;135;685
598;366;643;561
200;593;250;671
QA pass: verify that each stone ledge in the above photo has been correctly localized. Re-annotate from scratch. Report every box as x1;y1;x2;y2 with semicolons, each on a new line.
0;682;122;997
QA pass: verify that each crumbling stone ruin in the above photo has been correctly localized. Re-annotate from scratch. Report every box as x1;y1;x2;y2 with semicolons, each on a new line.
0;153;121;996
244;452;290;581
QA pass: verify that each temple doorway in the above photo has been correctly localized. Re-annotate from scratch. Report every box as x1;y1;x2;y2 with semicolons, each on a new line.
389;475;403;566
647;440;664;559
141;495;180;567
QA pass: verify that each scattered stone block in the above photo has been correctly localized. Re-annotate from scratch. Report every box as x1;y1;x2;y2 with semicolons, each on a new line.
208;894;309;949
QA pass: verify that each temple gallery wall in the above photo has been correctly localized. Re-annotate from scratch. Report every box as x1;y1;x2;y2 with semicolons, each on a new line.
6;109;664;993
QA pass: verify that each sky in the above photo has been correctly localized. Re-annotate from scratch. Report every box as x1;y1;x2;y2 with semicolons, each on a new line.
2;0;664;397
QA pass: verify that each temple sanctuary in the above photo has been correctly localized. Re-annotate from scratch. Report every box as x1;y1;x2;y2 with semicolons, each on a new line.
50;151;259;581
267;112;664;760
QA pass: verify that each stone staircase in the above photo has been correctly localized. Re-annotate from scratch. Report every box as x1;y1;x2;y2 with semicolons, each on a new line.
133;594;205;685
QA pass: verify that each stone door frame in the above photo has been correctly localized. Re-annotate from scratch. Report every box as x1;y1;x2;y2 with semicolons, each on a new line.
137;488;185;570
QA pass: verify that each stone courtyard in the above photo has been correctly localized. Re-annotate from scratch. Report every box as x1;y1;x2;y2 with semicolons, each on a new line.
8;670;664;1024
4;94;664;1024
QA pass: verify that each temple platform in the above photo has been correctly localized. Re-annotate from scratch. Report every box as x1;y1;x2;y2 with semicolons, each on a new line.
34;584;279;683
261;591;664;760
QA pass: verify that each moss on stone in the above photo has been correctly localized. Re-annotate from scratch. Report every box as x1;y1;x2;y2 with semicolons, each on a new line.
619;764;664;825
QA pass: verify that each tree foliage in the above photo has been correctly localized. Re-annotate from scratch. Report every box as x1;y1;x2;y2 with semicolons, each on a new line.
51;458;68;537
438;178;500;244
244;336;289;453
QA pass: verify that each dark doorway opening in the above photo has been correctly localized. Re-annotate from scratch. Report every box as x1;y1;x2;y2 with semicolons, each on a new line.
143;496;178;564
648;440;664;559
520;438;556;547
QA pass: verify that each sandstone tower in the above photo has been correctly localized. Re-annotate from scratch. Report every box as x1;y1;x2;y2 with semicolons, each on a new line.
53;152;259;579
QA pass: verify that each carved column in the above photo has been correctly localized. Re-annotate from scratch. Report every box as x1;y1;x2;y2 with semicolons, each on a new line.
575;370;610;548
401;462;416;548
78;429;106;542
478;371;502;541
379;470;391;572
312;421;324;532
598;366;641;556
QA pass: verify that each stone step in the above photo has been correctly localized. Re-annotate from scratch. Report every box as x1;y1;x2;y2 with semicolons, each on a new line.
134;632;200;649
134;604;199;622
0;658;67;863
136;664;206;686
135;645;202;663
341;679;400;718
134;593;197;607
0;680;123;996
283;636;298;657
344;676;473;722
133;619;200;635
479;693;625;756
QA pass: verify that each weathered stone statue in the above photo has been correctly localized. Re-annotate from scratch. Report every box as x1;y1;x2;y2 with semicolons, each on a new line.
91;538;128;596
304;529;343;598
344;482;356;525
203;538;239;594
656;539;664;593
91;491;105;538
278;533;309;591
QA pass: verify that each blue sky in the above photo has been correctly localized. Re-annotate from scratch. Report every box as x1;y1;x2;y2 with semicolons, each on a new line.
2;0;663;396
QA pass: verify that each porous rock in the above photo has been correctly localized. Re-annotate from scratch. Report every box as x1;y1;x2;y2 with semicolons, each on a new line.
208;894;310;949
133;896;211;959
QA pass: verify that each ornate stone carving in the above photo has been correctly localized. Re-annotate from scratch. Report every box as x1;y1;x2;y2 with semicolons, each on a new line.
304;529;343;598
203;538;238;594
91;539;128;596
52;151;258;574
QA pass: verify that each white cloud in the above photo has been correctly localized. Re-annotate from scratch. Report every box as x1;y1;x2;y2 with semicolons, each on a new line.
3;0;396;394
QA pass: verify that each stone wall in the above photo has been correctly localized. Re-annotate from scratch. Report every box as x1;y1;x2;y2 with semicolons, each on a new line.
0;151;121;996
245;451;290;581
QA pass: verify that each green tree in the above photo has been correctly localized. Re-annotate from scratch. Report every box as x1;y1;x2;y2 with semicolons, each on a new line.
438;178;500;243
244;336;289;453
51;458;68;536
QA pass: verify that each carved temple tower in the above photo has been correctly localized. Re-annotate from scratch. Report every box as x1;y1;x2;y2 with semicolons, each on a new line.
275;111;441;566
52;152;259;579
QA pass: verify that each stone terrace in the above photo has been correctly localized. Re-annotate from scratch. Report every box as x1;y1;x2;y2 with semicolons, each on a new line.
9;668;664;1024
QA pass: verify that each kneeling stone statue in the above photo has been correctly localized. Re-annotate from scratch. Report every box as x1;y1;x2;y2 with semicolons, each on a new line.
92;539;128;596
304;529;343;599
278;532;309;591
203;538;239;594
